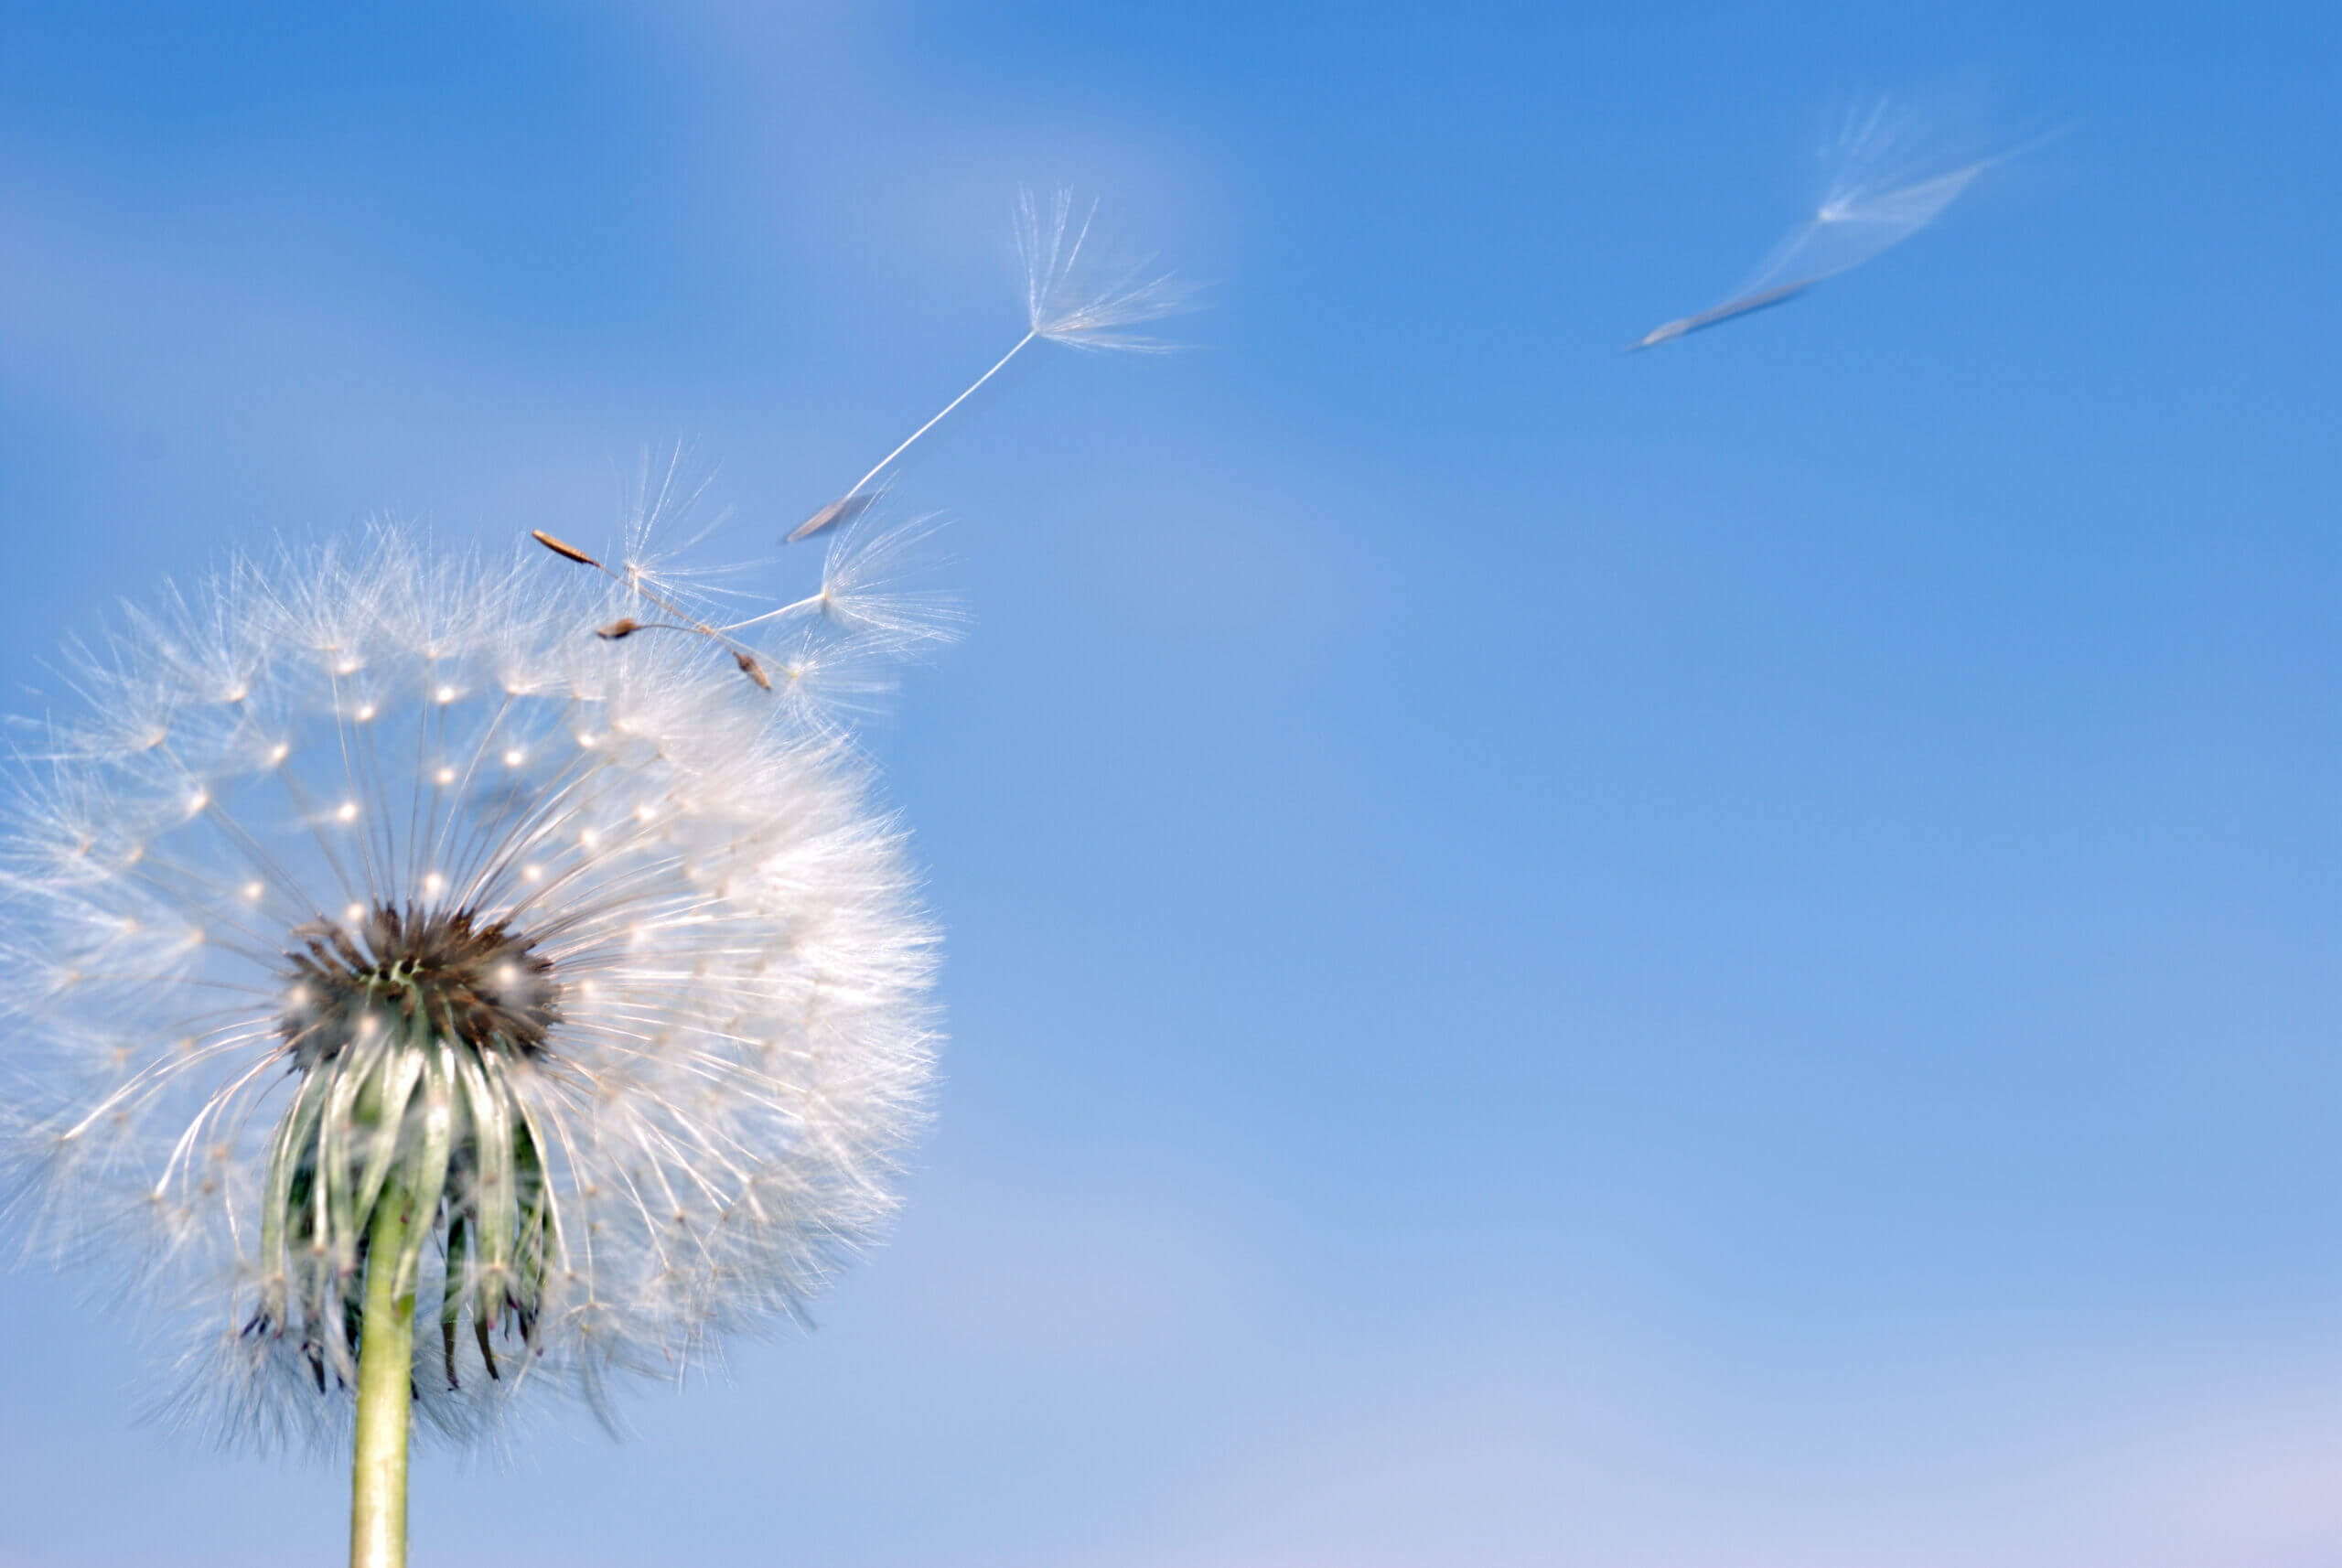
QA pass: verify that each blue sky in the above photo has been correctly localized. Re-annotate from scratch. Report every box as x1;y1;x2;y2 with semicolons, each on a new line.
3;2;2340;1564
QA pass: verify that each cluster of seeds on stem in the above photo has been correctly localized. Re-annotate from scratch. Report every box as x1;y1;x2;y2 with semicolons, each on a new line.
282;905;559;1068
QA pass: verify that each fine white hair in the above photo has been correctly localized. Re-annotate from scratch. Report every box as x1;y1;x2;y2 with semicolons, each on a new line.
0;526;939;1453
1017;186;1198;352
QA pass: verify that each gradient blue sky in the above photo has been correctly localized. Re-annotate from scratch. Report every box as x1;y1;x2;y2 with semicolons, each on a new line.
3;3;2340;1565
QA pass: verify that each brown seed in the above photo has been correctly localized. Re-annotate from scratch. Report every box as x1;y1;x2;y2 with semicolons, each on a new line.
531;530;601;567
735;650;773;690
596;618;642;640
787;492;875;544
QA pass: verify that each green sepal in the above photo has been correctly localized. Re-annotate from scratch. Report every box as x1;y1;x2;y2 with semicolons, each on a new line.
350;1038;428;1231
392;1040;457;1303
255;1068;332;1330
454;1050;514;1331
439;1211;469;1389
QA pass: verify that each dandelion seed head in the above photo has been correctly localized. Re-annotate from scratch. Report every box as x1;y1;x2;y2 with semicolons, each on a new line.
812;511;968;650
1739;94;2003;299
1017;185;1198;352
0;527;937;1453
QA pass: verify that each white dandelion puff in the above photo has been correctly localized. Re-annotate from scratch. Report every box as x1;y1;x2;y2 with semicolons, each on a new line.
0;528;939;1464
1632;94;2036;350
730;510;967;653
790;186;1199;542
1017;185;1197;353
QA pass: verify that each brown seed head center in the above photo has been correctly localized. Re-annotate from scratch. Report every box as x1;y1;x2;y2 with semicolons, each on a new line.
281;903;559;1064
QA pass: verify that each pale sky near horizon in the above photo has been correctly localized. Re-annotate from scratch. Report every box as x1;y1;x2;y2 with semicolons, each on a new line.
4;4;2341;1565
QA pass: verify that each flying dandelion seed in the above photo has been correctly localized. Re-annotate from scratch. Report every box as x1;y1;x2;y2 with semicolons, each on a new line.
732;510;968;652
790;187;1198;542
0;528;939;1564
1632;95;2019;350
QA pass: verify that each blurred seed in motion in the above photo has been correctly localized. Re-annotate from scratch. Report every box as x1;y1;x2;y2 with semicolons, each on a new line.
1630;282;1813;350
1633;94;2034;350
788;491;876;545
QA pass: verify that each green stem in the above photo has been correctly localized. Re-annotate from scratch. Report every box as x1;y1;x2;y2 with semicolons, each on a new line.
350;1181;416;1568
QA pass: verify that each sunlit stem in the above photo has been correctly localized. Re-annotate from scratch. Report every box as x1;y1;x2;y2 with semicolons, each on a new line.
723;590;826;634
350;1177;418;1568
835;330;1037;502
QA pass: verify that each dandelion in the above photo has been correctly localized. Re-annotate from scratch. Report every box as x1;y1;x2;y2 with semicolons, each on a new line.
1631;94;2035;350
790;186;1198;541
0;529;938;1566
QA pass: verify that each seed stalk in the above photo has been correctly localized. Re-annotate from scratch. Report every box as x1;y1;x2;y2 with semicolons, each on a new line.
350;1178;417;1568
